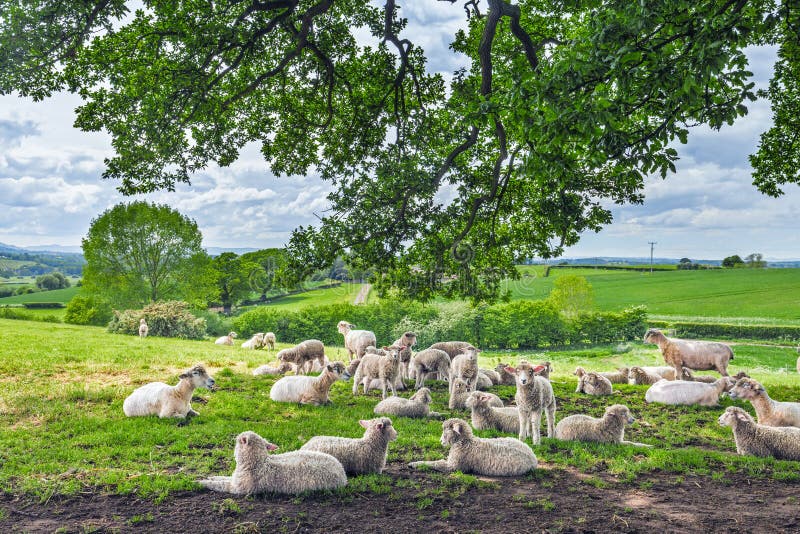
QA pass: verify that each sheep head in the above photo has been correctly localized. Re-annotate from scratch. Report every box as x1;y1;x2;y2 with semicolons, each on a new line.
337;320;354;335
728;378;766;400
180;365;215;389
642;328;663;344
440;418;473;446
718;406;753;427
360;417;398;441
605;404;634;424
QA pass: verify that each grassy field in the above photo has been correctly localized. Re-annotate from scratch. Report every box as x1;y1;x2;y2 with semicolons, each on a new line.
0;286;79;305
505;266;800;320
242;282;371;312
0;318;797;505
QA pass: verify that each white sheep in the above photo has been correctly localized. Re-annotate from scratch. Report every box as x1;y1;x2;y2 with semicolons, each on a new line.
574;369;614;396
718;406;800;461
138;318;149;338
728;378;800;427
645;377;735;407
337;320;377;360
575;365;628;385
475;370;494;390
466;391;519;434
215;331;237;346
479;368;502;385
448;378;471;410
681;368;718;383
506;361;556;445
373;388;442;419
493;363;517;385
411;348;451;390
450;347;480;394
300;417;398;475
644;328;734;377
555;404;650;447
241;333;265;350
409;418;537;476
276;339;326;375
352;346;402;399
269;362;347;405
627;366;664;385
252;361;293;376
122;365;215;419
198;431;347;495
393;331;417;381
264;332;277;350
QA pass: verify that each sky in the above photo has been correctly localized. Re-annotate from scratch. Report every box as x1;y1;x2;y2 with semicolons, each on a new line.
0;5;796;261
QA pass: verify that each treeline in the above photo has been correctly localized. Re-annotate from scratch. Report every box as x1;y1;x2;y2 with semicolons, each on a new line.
0;251;84;277
648;320;800;342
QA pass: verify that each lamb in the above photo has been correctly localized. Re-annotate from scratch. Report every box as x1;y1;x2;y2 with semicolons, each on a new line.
269;362;347;405
681;368;719;383
300;417;398;475
644;328;734;377
448;378;471;410
475;371;494;390
198;431;347;495
644;377;735;407
252;361;293;376
241;333;265;350
393;331;417;380
479;368;502;385
466;391;520;434
727;378;800;427
276;339;326;375
599;367;630;384
337;320;377;360
374;387;442;419
450;347;480;394
138;318;148;338
555;404;650;447
628;366;664;385
411;348;451;389
494;363;517;385
575;370;614;396
352;346;402;399
536;361;554;380
409;418;537;476
123;365;215;419
641;366;679;380
215;331;237;346
264;332;277;350
506;361;556;444
718;407;800;461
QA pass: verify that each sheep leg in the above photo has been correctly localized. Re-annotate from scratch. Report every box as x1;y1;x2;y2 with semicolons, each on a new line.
518;410;530;442
198;476;233;492
409;460;452;473
531;411;542;445
545;405;555;438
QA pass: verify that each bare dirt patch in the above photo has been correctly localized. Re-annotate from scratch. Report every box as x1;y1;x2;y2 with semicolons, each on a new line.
2;464;797;533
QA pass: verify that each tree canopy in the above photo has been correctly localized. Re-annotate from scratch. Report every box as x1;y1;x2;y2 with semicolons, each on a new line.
2;0;797;301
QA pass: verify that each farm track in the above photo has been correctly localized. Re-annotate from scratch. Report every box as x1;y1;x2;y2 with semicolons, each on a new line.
353;284;371;305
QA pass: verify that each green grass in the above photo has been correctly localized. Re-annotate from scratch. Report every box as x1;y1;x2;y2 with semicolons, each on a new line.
0;286;79;304
505;266;800;320
242;283;371;312
1;318;798;502
0;259;37;270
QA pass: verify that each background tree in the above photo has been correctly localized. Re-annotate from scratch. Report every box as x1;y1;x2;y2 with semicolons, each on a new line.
82;201;214;308
722;255;745;268
1;0;796;301
547;275;594;318
239;248;288;300
35;272;70;290
210;252;264;313
745;253;768;269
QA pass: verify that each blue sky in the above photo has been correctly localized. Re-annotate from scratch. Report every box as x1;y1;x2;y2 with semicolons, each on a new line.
0;5;797;260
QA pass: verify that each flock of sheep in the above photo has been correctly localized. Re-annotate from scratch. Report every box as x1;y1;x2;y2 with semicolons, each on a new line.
122;322;800;496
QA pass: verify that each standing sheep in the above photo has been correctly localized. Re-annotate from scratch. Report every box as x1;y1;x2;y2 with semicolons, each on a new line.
506;362;557;445
644;377;735;407
374;388;442;419
276;339;326;375
138;318;149;338
448;378;471;410
644;328;734;377
409;418;537;476
466;391;520;434
728;378;800;427
337;321;377;360
450;347;480;394
428;341;476;360
555;404;650;447
123;365;215;419
269;362;347;405
411;348;451;389
215;331;237;346
301;418;398;475
718;407;800;461
264;332;277;350
198;431;347;495
241;333;266;350
393;331;417;381
352;346;402;399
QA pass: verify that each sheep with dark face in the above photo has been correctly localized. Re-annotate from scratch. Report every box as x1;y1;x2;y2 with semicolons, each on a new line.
644;328;734;378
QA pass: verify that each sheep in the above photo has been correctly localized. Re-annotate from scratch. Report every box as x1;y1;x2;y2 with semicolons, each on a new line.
411;348;451;390
342;358;361;380
352;346;402;399
681;368;719;383
308;354;332;374
641;366;679;380
450;347;480;394
215;331;237;346
718;406;800;461
645;377;735;407
123;365;215;419
252;361;293;376
506;361;556;445
264;332;276;350
644;328;734;377
393;331;417;380
475;370;494;390
337;320;377;360
466;391;519;434
555;404;650;447
374;387;443;419
241;333;265;350
428;341;476;360
575;370;614;396
300;417;398;475
409;418;537;476
448;378;471;410
727;378;800;428
628;366;664;385
269;362;347;405
599;367;630;384
536;361;554;380
198;431;347;495
276;339;326;375
494;363;517;385
138;318;148;338
480;368;502;385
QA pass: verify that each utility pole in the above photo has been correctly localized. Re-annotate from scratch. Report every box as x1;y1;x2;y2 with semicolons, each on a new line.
648;241;657;273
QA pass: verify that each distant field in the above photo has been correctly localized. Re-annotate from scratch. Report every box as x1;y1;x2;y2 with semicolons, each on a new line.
240;282;370;312
505;266;800;320
0;286;79;304
0;259;36;270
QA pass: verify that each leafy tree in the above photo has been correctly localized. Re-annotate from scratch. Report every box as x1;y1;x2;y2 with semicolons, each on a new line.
35;272;70;290
239;248;288;299
210;252;264;313
547;275;594;318
81;201;215;308
744;253;767;268
1;0;795;301
679;258;692;265
722;255;745;268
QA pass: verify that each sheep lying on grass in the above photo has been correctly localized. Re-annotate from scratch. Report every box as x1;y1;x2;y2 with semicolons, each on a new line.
123;365;215;419
409;418;537;476
215;332;237;346
728;378;800;427
681;368;718;383
352;346;402;399
574;368;613;396
252;361;293;376
598;367;629;384
411;348;451;390
374;388;442;419
645;377;735;407
269;362;346;405
507;361;556;445
494;363;517;385
555;404;651;447
264;332;276;350
466;391;519;434
338;321;377;360
449;378;471;410
301;418;398;475
242;333;265;350
536;361;554;380
475;371;494;390
628;366;664;385
480;368;502;385
718;407;800;461
277;339;326;375
138;318;148;338
644;328;734;377
199;431;347;495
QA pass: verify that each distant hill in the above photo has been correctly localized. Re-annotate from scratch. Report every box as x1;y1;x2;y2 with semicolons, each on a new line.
525;256;800;268
205;246;260;256
0;243;85;277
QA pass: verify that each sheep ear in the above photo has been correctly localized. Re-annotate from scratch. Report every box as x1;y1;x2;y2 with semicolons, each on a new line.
376;423;384;430
238;434;249;446
452;422;463;434
504;366;516;374
179;372;191;379
532;365;546;375
735;410;749;422
326;364;333;372
359;419;369;429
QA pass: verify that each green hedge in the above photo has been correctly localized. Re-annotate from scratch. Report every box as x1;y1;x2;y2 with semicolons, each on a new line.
234;301;647;349
22;302;65;309
648;320;800;342
0;307;61;323
108;301;206;339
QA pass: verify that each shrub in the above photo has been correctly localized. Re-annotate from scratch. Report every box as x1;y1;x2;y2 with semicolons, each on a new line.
0;287;16;298
65;295;114;326
108;301;206;339
193;309;235;337
483;300;567;348
22;302;65;309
